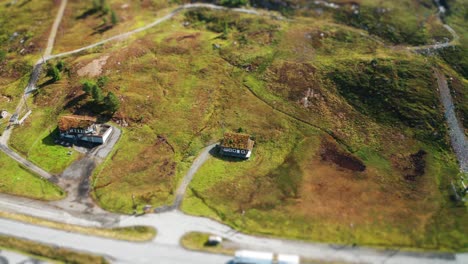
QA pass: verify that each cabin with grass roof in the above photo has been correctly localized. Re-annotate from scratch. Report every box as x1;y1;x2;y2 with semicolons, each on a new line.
219;132;255;159
58;115;112;145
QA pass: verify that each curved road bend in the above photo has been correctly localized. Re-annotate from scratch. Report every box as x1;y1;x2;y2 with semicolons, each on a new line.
409;0;459;52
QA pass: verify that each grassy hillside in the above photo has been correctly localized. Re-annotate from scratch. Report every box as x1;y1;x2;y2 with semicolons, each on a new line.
179;8;467;250
53;0;173;53
0;0;58;114
1;0;466;251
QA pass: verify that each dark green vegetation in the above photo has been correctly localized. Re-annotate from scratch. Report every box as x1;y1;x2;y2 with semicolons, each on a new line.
46;61;66;82
1;0;467;252
334;3;429;45
437;46;468;79
328;59;445;145
0;234;108;264
81;77;120;114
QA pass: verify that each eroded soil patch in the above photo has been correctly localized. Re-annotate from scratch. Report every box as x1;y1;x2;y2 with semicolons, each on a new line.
77;55;109;77
320;138;365;172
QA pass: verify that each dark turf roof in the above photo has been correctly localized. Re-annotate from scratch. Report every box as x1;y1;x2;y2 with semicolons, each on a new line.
220;132;254;150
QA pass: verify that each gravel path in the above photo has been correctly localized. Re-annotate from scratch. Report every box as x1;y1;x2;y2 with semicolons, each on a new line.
409;1;460;52
172;143;217;209
434;69;468;173
44;0;68;58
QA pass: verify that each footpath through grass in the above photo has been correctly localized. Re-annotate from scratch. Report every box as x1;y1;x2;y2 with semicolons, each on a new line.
0;151;64;200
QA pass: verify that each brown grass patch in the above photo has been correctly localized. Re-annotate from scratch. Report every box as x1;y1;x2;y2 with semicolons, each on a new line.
158;32;202;55
294;153;435;231
391;150;427;182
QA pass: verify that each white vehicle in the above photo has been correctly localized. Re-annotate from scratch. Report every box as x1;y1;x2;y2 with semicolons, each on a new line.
278;254;300;264
233;250;273;264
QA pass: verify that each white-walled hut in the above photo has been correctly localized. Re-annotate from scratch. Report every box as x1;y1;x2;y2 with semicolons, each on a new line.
219;132;255;159
58;115;112;144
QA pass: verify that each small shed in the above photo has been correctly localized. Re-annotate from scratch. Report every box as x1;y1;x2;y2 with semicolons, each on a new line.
219;132;255;159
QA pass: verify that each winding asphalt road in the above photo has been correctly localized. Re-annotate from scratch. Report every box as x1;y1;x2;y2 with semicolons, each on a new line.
1;1;467;263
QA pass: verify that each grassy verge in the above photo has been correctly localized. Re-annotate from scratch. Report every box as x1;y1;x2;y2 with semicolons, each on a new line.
180;232;349;264
180;232;235;255
0;234;108;264
0;151;64;200
0;211;156;242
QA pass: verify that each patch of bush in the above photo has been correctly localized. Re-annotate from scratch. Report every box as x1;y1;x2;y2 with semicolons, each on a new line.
184;8;278;34
219;0;248;7
81;78;120;114
437;46;468;79
328;59;446;145
334;5;429;45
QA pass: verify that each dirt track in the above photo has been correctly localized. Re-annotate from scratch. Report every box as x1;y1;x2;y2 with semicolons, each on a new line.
434;69;468;173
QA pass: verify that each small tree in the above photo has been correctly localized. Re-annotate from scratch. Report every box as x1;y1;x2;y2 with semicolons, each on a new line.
97;76;109;88
82;80;96;95
46;64;61;82
104;92;120;113
91;85;104;102
111;9;118;25
56;60;65;71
